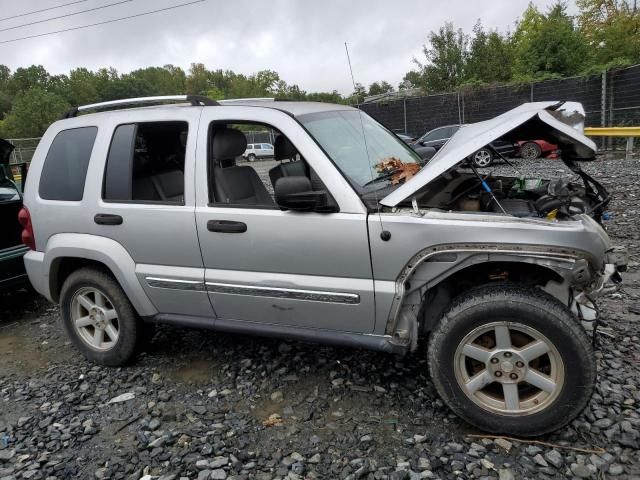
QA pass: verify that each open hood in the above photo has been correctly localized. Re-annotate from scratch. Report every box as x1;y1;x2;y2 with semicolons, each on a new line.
380;101;597;207
0;138;14;165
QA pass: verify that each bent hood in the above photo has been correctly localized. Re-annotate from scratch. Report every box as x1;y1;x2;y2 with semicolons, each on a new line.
380;101;597;207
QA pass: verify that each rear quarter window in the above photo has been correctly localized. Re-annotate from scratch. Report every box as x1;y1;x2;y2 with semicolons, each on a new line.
39;126;98;201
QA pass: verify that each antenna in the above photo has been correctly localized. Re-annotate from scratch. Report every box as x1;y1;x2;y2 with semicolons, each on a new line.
344;42;389;240
345;42;357;92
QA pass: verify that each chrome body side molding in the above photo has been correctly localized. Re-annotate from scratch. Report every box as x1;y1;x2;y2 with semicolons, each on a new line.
205;281;360;304
145;277;360;304
146;276;205;291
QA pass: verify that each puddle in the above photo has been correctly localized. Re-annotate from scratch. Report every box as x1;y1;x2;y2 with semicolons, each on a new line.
167;358;217;385
0;328;54;374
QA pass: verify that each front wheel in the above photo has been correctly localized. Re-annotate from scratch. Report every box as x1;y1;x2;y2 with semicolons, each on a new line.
427;284;595;437
471;148;493;168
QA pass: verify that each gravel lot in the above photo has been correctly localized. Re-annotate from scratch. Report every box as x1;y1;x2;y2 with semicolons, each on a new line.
1;155;639;480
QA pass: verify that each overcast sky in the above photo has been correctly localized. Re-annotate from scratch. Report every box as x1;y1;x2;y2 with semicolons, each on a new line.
0;0;577;95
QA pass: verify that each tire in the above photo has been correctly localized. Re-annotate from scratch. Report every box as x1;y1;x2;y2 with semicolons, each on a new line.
60;267;141;366
247;153;257;162
427;284;595;437
520;142;542;161
472;148;493;168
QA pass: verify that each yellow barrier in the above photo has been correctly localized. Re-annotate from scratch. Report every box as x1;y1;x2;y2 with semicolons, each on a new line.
584;127;640;137
584;127;638;160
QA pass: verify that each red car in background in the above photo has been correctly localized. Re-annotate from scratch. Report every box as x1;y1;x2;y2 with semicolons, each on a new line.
517;139;559;160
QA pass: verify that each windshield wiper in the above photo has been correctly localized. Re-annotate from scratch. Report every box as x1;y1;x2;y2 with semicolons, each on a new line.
362;170;398;187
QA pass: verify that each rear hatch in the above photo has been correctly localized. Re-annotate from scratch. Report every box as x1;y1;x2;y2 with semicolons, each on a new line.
0;138;22;251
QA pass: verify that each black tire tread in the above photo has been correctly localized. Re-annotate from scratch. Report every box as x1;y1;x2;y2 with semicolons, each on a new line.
427;283;595;437
60;267;140;366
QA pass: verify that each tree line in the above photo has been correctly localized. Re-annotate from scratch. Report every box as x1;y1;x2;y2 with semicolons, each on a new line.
0;0;638;138
398;0;640;95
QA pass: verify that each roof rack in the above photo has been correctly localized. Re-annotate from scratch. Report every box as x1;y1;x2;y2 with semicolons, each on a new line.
217;98;275;104
62;95;218;118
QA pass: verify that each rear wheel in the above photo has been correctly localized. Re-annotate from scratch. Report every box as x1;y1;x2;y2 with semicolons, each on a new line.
247;153;257;162
472;148;493;168
427;284;595;437
520;142;542;160
60;267;140;366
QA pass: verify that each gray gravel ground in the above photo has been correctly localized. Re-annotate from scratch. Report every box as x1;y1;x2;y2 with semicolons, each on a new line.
1;155;639;480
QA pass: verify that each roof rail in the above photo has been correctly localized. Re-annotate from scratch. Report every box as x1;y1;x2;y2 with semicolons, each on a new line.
62;95;218;118
217;98;275;104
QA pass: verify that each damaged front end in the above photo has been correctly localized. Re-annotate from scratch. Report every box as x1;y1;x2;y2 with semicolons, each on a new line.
569;246;627;337
381;101;611;223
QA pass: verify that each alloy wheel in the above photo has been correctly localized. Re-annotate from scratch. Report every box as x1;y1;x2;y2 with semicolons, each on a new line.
454;321;564;416
71;287;120;351
473;149;492;167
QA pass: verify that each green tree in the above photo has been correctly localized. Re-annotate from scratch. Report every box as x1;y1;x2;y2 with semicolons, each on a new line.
0;65;11;118
412;22;469;92
577;0;640;67
368;81;394;96
466;21;514;83
129;65;186;95
7;65;51;95
61;68;102;105
2;88;69;137
186;63;210;95
101;76;155;101
513;2;588;79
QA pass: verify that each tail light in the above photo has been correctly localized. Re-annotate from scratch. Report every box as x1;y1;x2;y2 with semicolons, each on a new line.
18;207;36;250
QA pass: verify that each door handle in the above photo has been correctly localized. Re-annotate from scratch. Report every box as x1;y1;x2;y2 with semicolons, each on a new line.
94;213;123;225
207;220;247;233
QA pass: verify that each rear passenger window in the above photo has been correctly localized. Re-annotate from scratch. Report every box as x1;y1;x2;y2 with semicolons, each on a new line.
103;121;188;204
39;127;97;201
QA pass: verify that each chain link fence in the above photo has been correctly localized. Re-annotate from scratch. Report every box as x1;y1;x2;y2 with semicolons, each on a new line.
5;137;41;165
360;64;640;150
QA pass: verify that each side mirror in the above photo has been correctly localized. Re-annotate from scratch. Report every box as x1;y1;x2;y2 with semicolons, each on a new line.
274;176;335;212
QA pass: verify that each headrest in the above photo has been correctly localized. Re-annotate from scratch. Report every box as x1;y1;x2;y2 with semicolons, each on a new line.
212;128;247;160
274;135;298;161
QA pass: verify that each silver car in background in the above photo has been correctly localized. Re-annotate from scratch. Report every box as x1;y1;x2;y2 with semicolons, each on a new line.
20;96;626;437
243;142;274;161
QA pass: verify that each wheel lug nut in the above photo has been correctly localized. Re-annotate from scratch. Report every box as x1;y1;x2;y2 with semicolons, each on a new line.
516;361;524;368
490;358;499;364
504;352;512;358
495;371;503;377
510;373;518;380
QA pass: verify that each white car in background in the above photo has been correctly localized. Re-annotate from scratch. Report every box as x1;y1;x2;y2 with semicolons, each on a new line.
243;142;274;161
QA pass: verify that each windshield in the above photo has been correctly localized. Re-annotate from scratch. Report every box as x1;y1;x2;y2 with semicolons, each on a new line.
299;110;422;191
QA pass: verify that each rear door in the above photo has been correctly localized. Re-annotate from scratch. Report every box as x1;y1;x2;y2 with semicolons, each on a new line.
91;109;213;319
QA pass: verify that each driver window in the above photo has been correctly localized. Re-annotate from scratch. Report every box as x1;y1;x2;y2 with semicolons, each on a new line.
207;121;333;209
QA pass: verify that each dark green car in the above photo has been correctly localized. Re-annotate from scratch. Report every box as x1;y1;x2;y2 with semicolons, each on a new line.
0;138;29;290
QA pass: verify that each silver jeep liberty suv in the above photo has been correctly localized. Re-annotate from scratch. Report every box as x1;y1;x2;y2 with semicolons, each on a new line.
20;95;627;436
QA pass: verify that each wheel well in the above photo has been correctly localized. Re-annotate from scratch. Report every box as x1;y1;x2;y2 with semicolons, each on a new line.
419;261;564;334
50;257;113;302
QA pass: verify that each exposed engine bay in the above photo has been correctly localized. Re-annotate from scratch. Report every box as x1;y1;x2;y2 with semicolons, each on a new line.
412;160;610;222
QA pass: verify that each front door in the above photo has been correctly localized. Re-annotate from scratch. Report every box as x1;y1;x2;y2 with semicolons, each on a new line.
194;108;376;333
